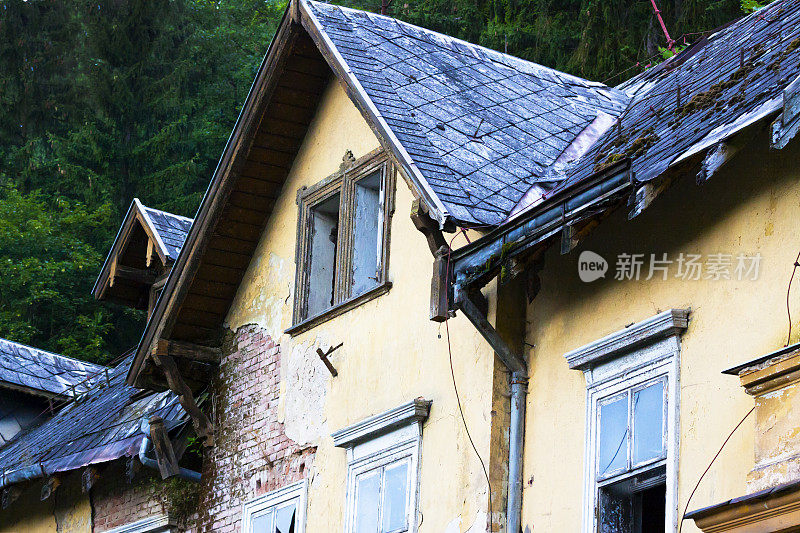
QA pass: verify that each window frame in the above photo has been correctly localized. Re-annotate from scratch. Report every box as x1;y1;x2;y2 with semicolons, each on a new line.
565;309;688;533
104;516;173;533
290;149;395;333
344;425;421;533
241;479;308;533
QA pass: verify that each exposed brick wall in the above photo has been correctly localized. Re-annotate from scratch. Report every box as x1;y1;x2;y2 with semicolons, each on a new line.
192;324;315;532
91;462;168;532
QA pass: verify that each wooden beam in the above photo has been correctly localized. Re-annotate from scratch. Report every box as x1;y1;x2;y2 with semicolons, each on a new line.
149;415;180;479
114;265;157;286
41;476;60;501
155;339;221;364
151;351;214;446
430;246;450;323
1;487;21;509
81;466;100;493
410;199;447;255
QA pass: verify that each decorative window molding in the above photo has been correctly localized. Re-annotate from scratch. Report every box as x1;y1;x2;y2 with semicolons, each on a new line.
332;398;432;448
104;516;173;533
241;479;308;533
565;308;689;371
566;309;689;533
335;400;431;533
290;148;396;332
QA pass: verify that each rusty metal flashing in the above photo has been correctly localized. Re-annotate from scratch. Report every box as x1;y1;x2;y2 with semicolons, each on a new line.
722;341;800;375
448;161;632;303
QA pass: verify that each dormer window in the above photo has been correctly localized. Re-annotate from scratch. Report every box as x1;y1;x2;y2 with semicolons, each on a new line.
291;150;395;331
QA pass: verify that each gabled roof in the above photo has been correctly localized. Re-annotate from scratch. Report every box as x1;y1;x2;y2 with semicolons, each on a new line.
93;198;193;308
0;338;105;399
304;1;628;225
126;0;625;387
0;354;185;489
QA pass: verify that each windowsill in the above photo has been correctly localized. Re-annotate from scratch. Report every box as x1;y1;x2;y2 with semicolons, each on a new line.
285;281;392;336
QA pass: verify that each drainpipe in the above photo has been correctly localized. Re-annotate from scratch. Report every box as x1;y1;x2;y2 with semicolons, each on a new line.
138;426;201;482
507;372;527;533
458;294;527;533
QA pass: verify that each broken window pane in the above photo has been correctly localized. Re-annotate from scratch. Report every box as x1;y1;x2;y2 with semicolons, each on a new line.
307;193;340;317
352;171;382;297
355;470;381;533
633;381;664;465
274;503;296;533
382;460;408;531
598;394;628;477
251;510;273;532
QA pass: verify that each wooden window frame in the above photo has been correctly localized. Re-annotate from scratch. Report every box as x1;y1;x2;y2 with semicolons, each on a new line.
289;149;395;334
568;310;687;533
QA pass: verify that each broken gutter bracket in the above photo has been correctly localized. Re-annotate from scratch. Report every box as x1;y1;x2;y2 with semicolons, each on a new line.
317;343;342;377
138;419;201;483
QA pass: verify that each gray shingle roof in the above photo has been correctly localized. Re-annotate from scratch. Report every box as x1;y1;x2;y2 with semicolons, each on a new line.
141;205;193;262
305;0;629;225
0;354;185;489
560;0;800;192
0;338;105;399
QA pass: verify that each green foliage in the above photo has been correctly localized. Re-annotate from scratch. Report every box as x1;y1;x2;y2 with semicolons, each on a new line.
0;0;750;363
741;0;766;13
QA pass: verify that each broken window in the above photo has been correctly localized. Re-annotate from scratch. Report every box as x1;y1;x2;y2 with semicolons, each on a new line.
571;310;686;533
293;151;394;326
242;480;307;533
595;379;667;533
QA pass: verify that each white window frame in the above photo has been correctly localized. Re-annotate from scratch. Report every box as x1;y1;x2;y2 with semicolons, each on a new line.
104;516;173;533
564;309;688;533
241;479;308;533
332;399;431;533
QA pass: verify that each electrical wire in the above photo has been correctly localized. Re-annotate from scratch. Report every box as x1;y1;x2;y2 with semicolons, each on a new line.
444;228;494;527
677;405;755;533
785;249;800;346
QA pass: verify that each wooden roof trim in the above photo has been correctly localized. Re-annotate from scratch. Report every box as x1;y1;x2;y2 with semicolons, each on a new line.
297;0;449;227
134;198;171;265
92;198;167;301
126;6;300;385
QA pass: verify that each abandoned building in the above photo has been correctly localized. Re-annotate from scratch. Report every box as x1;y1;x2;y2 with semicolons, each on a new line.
3;0;800;531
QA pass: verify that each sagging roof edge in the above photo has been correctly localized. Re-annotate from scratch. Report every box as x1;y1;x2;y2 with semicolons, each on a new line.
91;198;170;301
450;99;789;299
127;0;454;386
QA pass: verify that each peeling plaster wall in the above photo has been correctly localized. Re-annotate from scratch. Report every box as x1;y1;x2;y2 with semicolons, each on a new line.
0;473;91;533
523;134;800;532
222;78;500;532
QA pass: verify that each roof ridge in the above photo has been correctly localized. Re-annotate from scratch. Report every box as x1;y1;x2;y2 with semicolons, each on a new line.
306;0;621;94
140;203;194;223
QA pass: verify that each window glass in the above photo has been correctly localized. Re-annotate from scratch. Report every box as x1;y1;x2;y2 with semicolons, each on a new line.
633;381;664;465
251;511;273;533
307;193;340;317
355;470;381;533
382;460;409;531
352;171;382;297
274;503;296;533
598;395;628;477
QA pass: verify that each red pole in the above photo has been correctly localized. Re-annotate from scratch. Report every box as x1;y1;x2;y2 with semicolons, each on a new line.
649;0;675;50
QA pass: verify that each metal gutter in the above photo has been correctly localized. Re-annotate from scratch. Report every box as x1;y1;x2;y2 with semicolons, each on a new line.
138;433;201;483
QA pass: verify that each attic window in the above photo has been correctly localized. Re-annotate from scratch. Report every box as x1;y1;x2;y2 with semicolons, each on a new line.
292;150;395;330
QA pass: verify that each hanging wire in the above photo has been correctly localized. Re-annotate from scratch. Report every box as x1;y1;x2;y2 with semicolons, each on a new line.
785;249;800;345
444;228;494;527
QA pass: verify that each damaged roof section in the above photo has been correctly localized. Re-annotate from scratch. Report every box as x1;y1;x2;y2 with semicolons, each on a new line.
563;0;800;190
0;353;185;489
0;338;105;399
141;205;193;262
305;0;628;225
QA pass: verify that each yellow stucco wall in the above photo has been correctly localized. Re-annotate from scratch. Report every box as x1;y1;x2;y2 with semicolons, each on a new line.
226;79;498;532
523;132;800;532
0;474;91;533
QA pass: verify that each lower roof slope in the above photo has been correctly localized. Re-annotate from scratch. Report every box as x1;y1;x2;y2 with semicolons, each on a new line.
0;353;185;489
305;0;628;225
0;338;105;399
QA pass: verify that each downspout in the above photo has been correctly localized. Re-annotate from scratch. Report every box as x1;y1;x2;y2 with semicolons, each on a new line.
138;429;201;482
458;295;527;533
